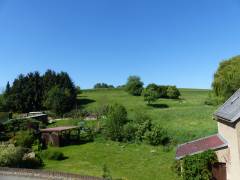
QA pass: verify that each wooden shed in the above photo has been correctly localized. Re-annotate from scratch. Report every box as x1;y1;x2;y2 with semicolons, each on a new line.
40;126;80;147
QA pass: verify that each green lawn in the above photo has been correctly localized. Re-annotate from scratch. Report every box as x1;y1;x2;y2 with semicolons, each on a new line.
43;88;218;180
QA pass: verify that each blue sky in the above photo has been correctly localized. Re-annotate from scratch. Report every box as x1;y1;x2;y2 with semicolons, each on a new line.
0;0;240;90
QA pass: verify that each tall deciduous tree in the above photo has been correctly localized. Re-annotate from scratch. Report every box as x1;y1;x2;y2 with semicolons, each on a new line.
212;55;240;101
125;76;144;96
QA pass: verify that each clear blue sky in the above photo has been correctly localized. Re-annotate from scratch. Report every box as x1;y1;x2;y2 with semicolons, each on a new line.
0;0;240;90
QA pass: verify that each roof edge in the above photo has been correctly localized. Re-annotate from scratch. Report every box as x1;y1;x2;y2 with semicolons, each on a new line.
175;134;228;160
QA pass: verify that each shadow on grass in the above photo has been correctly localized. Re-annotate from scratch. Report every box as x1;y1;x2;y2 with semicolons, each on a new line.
148;104;169;109
77;98;96;107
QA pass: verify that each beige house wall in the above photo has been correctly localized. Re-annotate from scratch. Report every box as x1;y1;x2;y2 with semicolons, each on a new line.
218;122;240;180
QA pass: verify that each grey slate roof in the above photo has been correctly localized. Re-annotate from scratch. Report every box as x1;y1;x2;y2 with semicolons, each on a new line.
214;89;240;123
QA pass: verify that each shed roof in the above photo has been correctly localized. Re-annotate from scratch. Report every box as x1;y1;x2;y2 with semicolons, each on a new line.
214;89;240;123
40;126;79;133
176;134;228;160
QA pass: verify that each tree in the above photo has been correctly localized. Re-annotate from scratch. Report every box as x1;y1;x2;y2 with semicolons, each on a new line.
212;55;240;101
3;70;77;113
103;103;128;141
142;88;158;105
94;83;114;89
167;86;181;99
76;86;82;94
125;76;144;96
157;85;168;98
44;86;73;117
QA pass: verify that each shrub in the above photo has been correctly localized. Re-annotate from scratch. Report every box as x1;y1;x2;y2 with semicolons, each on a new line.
175;150;218;180
4;118;42;133
103;104;128;141
0;143;24;167
144;125;170;146
42;149;65;161
123;122;137;142
204;92;224;106
125;76;144;96
14;131;36;148
21;153;44;169
80;128;94;142
167;86;181;99
135;119;153;142
102;164;112;180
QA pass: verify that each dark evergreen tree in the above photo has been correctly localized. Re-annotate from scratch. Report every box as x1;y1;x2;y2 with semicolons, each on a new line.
3;70;77;113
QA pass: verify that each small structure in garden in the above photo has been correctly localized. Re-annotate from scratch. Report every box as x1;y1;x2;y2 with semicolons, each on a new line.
27;112;48;123
176;89;240;180
40;126;80;147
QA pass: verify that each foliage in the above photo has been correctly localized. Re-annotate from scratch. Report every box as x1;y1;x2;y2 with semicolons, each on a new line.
142;87;158;105
135;119;153;142
42;149;65;161
102;164;113;180
167;86;181;99
144;84;181;100
0;112;9;123
80;128;94;143
20;151;44;169
3;70;76;113
44;86;74;116
4;118;43;133
13;130;36;148
122;122;137;142
103;103;128;141
157;85;168;98
125;76;144;96
175;150;218;180
204;92;223;106
0;143;24;167
212;55;240;101
64;109;89;119
144;125;170;146
76;86;82;94
94;83;114;89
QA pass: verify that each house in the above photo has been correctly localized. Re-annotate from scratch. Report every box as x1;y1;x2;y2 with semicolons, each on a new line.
176;89;240;180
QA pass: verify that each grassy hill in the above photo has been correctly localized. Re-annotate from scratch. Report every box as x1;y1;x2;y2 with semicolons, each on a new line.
43;88;218;180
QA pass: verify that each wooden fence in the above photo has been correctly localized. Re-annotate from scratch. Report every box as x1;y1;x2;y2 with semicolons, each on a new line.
0;167;103;180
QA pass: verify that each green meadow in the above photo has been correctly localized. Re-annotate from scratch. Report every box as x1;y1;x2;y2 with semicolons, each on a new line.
43;88;218;180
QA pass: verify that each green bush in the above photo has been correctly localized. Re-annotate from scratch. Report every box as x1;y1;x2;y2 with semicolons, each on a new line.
42;149;65;161
20;153;44;169
103;103;128;141
144;125;170;146
14;131;36;148
204;92;224;106
0;143;24;167
174;150;218;180
123;122;137;142
80;128;94;142
135;119;152;142
167;86;181;99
